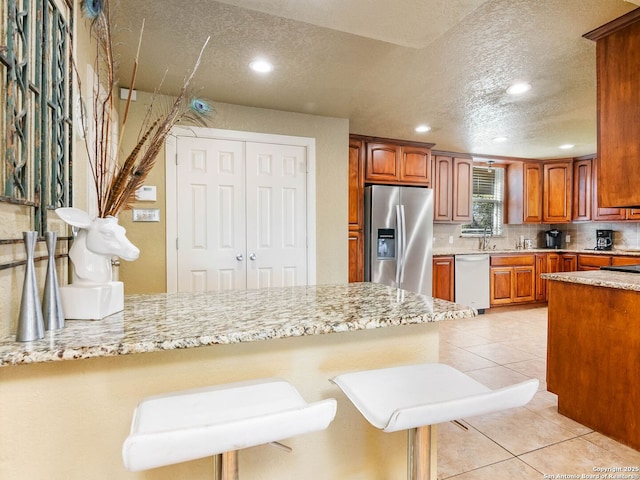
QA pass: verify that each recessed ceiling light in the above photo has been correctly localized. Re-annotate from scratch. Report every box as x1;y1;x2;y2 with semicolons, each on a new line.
559;144;575;149
506;82;532;95
249;59;274;73
492;136;508;143
415;125;431;133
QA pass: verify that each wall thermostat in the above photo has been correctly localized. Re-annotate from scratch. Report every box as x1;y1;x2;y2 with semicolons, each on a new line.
135;185;157;202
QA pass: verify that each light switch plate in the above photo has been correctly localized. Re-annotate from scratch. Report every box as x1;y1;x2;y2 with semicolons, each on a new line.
132;208;160;222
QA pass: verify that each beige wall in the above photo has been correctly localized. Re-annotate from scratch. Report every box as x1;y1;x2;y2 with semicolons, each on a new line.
0;322;439;479
117;94;350;293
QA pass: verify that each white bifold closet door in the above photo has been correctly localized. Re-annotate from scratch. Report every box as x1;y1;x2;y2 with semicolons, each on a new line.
176;136;307;292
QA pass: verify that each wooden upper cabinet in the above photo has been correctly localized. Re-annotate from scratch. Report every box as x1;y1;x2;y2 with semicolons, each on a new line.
585;11;640;208
365;143;400;183
592;156;626;221
433;154;472;223
627;209;640;220
543;160;572;223
365;141;431;186
452;158;473;222
348;138;365;228
433;155;453;221
572;159;592;221
508;160;571;224
400;146;432;185
523;162;543;223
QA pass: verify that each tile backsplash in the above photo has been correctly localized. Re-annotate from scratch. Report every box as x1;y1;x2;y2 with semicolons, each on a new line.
433;222;640;252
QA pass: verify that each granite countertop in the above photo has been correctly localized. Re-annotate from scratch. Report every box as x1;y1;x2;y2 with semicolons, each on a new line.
541;270;640;292
0;283;476;367
433;248;640;256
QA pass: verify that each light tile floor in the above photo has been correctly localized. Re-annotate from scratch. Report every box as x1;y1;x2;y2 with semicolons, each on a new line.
437;306;640;479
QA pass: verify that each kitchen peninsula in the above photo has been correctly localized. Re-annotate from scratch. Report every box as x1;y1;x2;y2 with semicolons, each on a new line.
544;270;640;451
0;283;475;479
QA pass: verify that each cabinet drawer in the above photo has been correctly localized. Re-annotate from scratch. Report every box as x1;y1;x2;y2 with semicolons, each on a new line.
611;256;640;266
577;254;611;269
490;255;535;267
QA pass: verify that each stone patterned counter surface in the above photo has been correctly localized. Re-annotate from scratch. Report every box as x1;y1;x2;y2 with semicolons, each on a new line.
541;270;640;292
0;282;475;367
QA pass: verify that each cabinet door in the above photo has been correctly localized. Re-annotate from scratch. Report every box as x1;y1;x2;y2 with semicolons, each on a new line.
348;229;364;282
523;162;543;223
572;159;592;221
546;253;562;301
561;253;577;272
432;256;454;301
513;266;536;302
535;253;547;301
433;155;453;222
365;143;400;183
594;20;640;207
452;157;473;222
490;267;514;305
592;157;627;221
348;138;364;228
399;146;431;186
547;253;562;273
543;161;572;223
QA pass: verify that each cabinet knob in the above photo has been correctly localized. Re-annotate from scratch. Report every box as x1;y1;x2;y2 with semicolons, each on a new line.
236;254;244;261
249;253;257;261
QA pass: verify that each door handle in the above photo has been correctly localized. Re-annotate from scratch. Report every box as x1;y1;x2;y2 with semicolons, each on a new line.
400;205;407;285
395;205;402;287
236;254;244;261
249;253;257;260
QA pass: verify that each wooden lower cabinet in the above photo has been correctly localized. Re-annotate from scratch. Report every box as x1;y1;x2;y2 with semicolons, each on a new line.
490;255;536;306
535;254;547;301
432;256;454;301
577;253;611;271
561;253;577;272
612;255;640;266
348;229;364;282
547;279;640;450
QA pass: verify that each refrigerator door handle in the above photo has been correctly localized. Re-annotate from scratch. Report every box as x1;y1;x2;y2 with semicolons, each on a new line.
400;204;407;285
395;205;403;287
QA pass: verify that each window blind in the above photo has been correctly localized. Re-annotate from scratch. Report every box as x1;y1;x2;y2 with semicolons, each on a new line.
461;166;504;236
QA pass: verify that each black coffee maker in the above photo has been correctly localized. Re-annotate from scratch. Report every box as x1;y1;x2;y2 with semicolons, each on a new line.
545;229;562;249
595;229;613;250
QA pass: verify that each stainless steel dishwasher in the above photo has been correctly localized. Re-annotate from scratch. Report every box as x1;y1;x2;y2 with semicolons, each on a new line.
454;254;490;313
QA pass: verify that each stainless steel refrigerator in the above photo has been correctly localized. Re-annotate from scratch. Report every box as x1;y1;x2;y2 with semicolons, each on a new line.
364;185;434;295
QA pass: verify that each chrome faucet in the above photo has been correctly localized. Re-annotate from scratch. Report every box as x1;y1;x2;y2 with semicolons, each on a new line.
480;226;492;250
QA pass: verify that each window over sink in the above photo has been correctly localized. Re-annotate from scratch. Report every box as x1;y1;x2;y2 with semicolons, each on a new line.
461;166;504;236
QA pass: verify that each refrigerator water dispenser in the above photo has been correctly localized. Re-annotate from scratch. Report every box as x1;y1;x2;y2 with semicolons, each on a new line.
376;229;395;259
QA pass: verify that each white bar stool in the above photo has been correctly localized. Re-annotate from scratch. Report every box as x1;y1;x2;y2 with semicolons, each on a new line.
331;363;538;480
122;378;337;479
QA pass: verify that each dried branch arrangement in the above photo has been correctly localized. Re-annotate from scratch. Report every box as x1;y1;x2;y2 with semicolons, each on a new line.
79;0;212;217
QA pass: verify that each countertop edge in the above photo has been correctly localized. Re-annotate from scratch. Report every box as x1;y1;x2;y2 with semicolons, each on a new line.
0;284;476;367
542;271;640;292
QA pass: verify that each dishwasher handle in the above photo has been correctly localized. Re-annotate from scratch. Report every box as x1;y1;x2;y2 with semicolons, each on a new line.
456;255;489;262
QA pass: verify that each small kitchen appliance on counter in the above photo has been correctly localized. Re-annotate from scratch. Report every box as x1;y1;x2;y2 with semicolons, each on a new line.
545;229;562;249
595;229;613;250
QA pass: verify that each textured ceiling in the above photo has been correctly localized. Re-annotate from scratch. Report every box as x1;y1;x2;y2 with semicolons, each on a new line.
110;0;637;159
